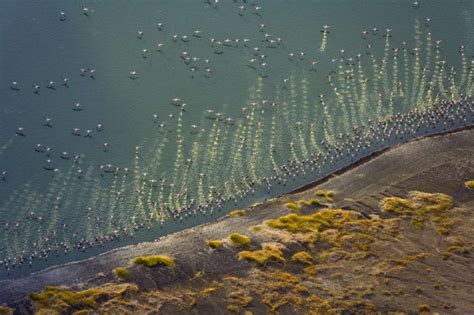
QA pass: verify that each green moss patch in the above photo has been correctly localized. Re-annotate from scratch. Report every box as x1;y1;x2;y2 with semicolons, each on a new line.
207;239;224;249
285;202;301;213
133;255;175;268
228;233;251;248
380;191;455;234
465;180;474;189
29;284;138;313
229;209;246;217
113;267;131;280
315;190;335;202
299;199;329;208
291;251;313;265
238;243;286;265
266;209;360;234
0;305;13;315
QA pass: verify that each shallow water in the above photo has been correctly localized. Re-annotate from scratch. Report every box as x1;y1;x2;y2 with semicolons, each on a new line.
0;0;473;279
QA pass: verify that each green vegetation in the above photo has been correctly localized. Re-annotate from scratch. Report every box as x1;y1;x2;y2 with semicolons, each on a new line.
223;270;305;311
291;251;313;265
24;185;471;314
207;239;224;249
418;304;431;312
266;209;359;234
133;255;175;268
389;254;428;266
291;198;331;212
379;197;416;214
284;202;300;213
465;180;474;189
202;287;218;295
0;305;13;315
299;199;329;208
227;305;240;313
113;267;131;280
380;191;453;214
315;190;334;202
228;233;251;248
380;191;455;234
267;213;319;233
29;284;138;313
226;290;253;313
229;209;246;217
238;243;286;264
447;245;470;255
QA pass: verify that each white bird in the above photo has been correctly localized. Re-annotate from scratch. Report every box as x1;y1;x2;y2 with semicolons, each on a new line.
32;84;40;93
171;98;182;106
73;103;83;111
10;81;19;91
129;71;138;80
82;7;90;16
156;42;164;52
16;127;25;136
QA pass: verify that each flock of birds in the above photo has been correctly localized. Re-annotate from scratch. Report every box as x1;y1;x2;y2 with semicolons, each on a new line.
0;0;473;274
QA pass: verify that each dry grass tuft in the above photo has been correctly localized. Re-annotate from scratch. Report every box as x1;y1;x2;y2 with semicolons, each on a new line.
113;267;131;280
0;305;14;315
228;233;251;248
465;180;474;189
291;251;313;265
285;202;301;213
380;191;455;233
133;255;175;268
315;190;335;202
29;284;138;313
238;243;286;265
207;239;224;249
229;209;246;217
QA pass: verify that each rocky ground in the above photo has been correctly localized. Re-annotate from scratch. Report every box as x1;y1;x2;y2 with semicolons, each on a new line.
0;128;473;315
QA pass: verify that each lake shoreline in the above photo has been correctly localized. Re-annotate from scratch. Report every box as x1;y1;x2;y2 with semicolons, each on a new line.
1;125;473;310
